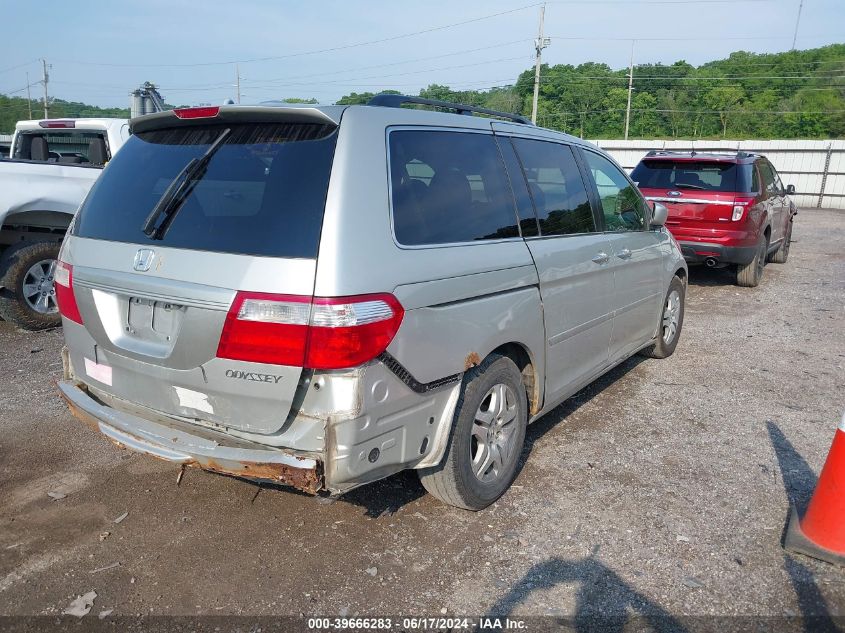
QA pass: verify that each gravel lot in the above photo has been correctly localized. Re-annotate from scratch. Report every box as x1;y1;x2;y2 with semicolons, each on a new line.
1;208;843;629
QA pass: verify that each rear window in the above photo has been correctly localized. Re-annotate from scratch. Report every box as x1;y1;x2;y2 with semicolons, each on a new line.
389;130;519;245
73;123;337;258
631;160;754;193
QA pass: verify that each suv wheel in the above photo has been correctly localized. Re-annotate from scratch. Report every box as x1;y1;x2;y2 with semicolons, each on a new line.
640;275;685;359
768;221;792;264
418;354;527;510
736;234;768;288
0;242;62;330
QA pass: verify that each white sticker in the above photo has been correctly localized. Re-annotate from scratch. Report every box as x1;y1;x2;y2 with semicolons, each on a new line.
84;358;113;386
173;386;214;414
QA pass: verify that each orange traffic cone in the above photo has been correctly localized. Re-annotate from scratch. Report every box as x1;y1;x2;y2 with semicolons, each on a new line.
784;412;845;566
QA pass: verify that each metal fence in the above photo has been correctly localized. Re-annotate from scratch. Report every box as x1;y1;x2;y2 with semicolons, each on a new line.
591;139;845;210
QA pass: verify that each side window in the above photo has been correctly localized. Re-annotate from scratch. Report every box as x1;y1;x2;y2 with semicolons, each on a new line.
511;138;594;236
496;137;539;237
769;162;784;192
582;150;647;232
389;130;519;246
749;164;760;193
758;161;778;195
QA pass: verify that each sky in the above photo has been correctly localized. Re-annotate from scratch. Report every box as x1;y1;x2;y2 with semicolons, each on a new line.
1;0;843;109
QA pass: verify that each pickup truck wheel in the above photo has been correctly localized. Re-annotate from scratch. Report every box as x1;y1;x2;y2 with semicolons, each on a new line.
418;354;527;511
640;275;685;359
0;242;62;330
768;221;792;264
735;234;768;288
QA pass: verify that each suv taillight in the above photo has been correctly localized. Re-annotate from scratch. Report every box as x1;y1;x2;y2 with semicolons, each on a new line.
54;260;83;324
732;196;755;221
217;292;404;369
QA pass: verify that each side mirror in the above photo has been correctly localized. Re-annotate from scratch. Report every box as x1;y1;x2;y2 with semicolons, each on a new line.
650;201;668;228
785;184;796;195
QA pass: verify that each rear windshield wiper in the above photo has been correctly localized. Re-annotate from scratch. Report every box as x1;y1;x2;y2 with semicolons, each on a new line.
674;183;706;190
142;127;231;240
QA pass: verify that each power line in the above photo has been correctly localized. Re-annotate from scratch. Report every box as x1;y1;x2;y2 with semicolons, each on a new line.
0;60;38;75
243;39;531;85
52;4;541;69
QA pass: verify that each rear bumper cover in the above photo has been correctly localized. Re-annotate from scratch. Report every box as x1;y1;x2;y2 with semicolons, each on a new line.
678;241;757;265
57;380;323;493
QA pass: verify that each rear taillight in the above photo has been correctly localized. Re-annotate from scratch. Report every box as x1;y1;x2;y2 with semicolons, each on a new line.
217;292;404;369
54;260;83;324
732;196;755;221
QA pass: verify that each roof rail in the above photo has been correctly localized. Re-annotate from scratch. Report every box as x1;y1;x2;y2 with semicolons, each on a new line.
367;94;532;125
644;149;758;160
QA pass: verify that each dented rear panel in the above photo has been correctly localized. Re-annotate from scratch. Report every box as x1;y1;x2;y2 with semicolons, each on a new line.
60;117;338;435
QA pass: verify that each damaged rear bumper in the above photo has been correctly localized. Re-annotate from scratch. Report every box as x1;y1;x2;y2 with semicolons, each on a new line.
57;380;323;493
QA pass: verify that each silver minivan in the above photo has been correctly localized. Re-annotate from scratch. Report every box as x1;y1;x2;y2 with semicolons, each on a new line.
56;96;687;510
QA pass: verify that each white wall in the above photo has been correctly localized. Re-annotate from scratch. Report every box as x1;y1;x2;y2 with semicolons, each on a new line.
590;139;845;210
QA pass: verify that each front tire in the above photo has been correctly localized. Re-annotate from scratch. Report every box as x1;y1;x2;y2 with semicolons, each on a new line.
0;241;62;330
736;233;768;287
418;354;528;511
640;275;685;360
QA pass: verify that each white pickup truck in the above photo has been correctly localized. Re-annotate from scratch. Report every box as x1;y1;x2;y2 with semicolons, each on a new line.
0;118;130;329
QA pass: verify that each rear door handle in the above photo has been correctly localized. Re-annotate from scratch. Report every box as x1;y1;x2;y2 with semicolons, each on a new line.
591;252;610;265
617;248;632;260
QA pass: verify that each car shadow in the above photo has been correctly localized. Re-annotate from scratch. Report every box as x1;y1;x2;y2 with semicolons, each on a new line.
255;355;650;517
520;355;649;463
686;264;737;287
483;550;689;632
767;420;839;633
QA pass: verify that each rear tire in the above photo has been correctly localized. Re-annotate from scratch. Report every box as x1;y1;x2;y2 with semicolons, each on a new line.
640;275;685;360
418;354;527;511
736;234;768;288
0;241;62;330
768;221;792;264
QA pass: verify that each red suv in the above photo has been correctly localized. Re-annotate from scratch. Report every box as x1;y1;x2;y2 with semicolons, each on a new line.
631;151;797;287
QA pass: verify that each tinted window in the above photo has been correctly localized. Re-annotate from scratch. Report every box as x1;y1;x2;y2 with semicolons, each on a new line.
583;150;646;232
15;131;107;163
631;160;745;191
496;137;539;237
768;162;784;192
389;130;519;245
511;138;594;236
758;161;779;195
74;123;337;258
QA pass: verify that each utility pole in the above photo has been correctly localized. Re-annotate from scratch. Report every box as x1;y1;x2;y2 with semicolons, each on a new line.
624;40;635;141
235;63;241;104
791;0;804;50
40;58;49;119
531;4;550;125
25;72;32;119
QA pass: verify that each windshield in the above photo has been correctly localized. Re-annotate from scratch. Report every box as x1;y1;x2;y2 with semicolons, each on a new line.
632;160;754;193
73;122;337;258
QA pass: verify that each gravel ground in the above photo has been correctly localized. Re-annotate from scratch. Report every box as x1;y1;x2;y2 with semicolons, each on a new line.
0;208;843;629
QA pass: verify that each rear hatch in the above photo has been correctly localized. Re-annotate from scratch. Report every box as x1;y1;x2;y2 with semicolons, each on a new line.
59;107;339;435
632;158;754;227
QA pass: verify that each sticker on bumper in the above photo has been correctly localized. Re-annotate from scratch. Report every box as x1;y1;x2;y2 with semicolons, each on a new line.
84;358;113;386
173;386;214;414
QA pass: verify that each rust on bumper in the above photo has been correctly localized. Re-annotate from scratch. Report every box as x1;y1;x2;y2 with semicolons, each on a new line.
58;381;323;495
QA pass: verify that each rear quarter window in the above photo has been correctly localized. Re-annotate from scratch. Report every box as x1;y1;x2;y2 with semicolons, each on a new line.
73;123;337;258
389;130;519;246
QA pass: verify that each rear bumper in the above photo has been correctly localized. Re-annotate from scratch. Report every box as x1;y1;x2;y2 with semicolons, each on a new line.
57;380;323;493
677;241;758;265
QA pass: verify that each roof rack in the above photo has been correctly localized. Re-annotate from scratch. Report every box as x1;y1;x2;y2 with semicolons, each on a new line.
367;94;532;125
644;149;758;160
